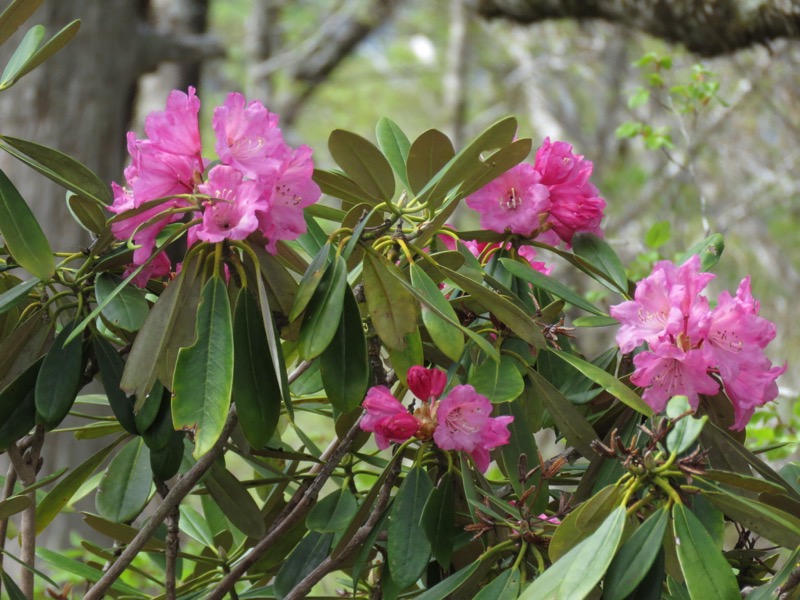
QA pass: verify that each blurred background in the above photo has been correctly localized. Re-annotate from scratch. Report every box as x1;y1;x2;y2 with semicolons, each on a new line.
0;0;798;547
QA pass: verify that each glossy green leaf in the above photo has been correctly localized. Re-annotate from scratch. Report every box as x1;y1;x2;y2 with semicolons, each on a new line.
500;257;606;316
549;484;623;562
0;494;30;520
158;258;203;388
672;503;739;599
273;531;334;598
571;315;619;327
5;19;80;85
205;462;266;538
666;395;708;454
406;128;455;195
233;289;281;448
420;472;455;568
376;117;411;188
363;251;419;350
0;360;40;450
95;273;149;332
414;560;482;600
149;432;184;481
35;436;121;533
409;263;464;361
0;23;42;86
95;437;152;523
474;568;521;600
675;233;725;272
527;367;597;459
313;168;382;206
34;320;83;429
0;570;27;600
141;393;175;451
470;355;524;403
571;232;628;294
306;488;358;533
173;276;234;458
778;462;800;496
251;244;298;317
0;275;37;318
459;138;533;198
328;129;395;201
92;336;137;435
604;507;669;600
66;192;106;234
81;512;165;551
253;262;291;415
299;253;347;360
0;0;44;46
0;135;111;205
0;166;53;278
388;466;433;589
747;546;800;600
521;506;626;599
551;349;653;416
289;242;331;322
320;283;369;414
36;548;144;597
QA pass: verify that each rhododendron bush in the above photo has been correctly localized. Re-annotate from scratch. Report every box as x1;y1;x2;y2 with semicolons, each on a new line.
1;15;800;600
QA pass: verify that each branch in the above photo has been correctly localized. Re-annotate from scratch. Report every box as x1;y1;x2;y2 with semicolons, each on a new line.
83;409;239;600
0;462;17;597
477;0;800;56
156;481;180;600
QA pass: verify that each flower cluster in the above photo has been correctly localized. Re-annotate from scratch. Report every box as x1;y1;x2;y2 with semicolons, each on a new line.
610;255;785;429
360;366;514;472
109;88;321;285
465;137;605;248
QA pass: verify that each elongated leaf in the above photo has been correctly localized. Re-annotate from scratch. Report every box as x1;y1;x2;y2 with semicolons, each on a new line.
0;495;30;520
273;531;334;598
81;512;165;551
0;24;42;86
34;320;83;429
313;169;381;206
0;135;111;205
572;315;619;327
604;508;669;600
551;349;653;416
420;472;455;568
414;560;482;600
362;252;418;350
747;546;800;600
521;506;626;599
5;19;80;84
0;166;53;278
329;129;395;201
67;192;106;235
498;398;546;512
459;138;533;198
95;437;152;523
320;283;369;414
233;289;281;448
141;393;175;451
474;569;521;600
388;466;433;588
173;276;234;458
1;570;27;600
289;242;331;322
700;470;788;495
549;484;623;562
410;263;464;361
0;360;40;450
470;355;524;403
95;273;149;332
571;233;628;294
500;257;606;316
0;0;44;46
298;253;347;360
306;488;358;533
251;244;298;317
672;503;739;599
92;336;137;435
406;128;455;195
376;117;411;188
666;395;707;454
0;276;38;316
253;261;291;415
205;463;266;538
35;436;121;533
36;548;144;597
675;233;725;272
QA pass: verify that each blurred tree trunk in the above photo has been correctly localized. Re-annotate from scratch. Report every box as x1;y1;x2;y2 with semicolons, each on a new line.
444;0;471;148
477;0;800;56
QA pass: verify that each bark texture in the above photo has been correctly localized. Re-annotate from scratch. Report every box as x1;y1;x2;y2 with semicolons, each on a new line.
477;0;800;56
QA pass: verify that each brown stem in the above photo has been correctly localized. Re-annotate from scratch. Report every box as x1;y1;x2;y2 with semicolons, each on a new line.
204;416;364;600
156;481;180;600
0;463;18;597
83;409;239;600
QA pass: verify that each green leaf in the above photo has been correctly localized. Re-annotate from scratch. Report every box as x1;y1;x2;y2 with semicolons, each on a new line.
672;503;739;599
34;320;83;429
604;507;669;600
363;252;419;350
95;437;152;523
232;289;281;448
550;349;653;416
376;117;411;189
306;487;358;533
469;355;524;403
500;257;606;315
81;512;165;551
549;484;623;562
4;19;79;85
320;283;369;414
0;494;30;520
273;531;334;598
675;233;724;272
0;0;44;46
35;436;121;533
0;166;53;279
474;568;521;600
521;506;626;599
36;548;144;597
0;23;43;86
205;462;266;538
299;253;347;360
388;466;433;588
409;263;464;361
0;360;40;450
747;546;800;600
0;276;38;316
149;432;184;481
420;472;455;568
666;395;708;454
289;242;331;322
645;220;671;249
414;560;482;600
1;570;27;600
571;315;618;327
67;192;107;235
497;398;546;512
134;381;163;434
95;273;149;332
141;393;175;450
571;233;628;294
0;135;111;205
92;336;137;435
328;129;395;201
458;138;533;198
406;128;455;195
173;276;234;458
313;169;382;206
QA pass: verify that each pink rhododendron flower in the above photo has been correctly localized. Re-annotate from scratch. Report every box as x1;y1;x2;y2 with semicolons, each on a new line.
407;366;447;401
432;385;514;472
465;163;550;236
611;256;785;429
361;386;420;450
143;87;202;157
195;165;266;243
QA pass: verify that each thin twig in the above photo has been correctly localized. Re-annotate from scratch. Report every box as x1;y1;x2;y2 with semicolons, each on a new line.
156;481;180;600
205;416;364;600
83;409;239;600
0;463;18;597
